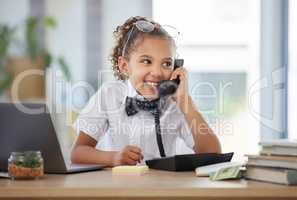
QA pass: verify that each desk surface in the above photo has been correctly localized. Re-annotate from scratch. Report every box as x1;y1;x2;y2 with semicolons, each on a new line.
0;168;296;200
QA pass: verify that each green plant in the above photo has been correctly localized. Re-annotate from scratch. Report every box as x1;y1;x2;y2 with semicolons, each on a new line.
14;151;42;168
25;16;71;81
0;25;15;94
25;16;55;58
0;16;71;96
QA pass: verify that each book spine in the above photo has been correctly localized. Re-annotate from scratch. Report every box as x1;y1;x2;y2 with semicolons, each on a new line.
287;170;297;185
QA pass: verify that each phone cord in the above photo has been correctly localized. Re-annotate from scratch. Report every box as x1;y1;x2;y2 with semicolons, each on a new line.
151;108;166;157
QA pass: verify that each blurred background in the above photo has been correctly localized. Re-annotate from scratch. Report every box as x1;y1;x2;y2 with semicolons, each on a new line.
0;0;296;162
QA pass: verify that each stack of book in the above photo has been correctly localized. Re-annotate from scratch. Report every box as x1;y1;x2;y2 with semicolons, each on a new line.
245;139;297;185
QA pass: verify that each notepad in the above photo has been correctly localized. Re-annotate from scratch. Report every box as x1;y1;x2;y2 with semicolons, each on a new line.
112;165;149;175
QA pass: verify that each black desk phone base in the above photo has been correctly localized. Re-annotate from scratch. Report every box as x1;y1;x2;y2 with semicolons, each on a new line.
145;152;233;171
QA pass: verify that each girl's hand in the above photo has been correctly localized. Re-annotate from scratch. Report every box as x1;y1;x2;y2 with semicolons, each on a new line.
112;145;144;166
170;67;189;112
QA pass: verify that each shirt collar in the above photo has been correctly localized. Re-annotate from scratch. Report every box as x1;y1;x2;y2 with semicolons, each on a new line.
121;79;144;105
126;79;145;100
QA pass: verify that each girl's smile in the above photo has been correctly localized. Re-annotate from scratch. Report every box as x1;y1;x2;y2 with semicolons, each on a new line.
119;36;176;100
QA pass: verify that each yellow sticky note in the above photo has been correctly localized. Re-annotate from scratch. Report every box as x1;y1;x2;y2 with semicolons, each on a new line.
112;165;149;175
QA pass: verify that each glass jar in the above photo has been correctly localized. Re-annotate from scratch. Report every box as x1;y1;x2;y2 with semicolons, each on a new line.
8;151;44;180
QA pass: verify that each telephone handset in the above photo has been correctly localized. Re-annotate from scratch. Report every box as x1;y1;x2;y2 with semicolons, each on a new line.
158;59;184;98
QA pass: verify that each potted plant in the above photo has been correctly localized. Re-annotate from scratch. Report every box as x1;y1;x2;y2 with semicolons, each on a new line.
0;24;14;97
0;16;71;101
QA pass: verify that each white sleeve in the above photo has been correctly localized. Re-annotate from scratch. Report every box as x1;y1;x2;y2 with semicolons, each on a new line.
73;86;109;141
179;113;195;149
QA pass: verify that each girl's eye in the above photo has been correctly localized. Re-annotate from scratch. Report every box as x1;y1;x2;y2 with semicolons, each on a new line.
141;59;151;65
163;61;173;69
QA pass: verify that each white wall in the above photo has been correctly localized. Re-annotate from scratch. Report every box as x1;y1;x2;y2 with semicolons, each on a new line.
260;0;287;140
0;0;29;24
0;0;30;56
288;0;297;140
46;0;86;82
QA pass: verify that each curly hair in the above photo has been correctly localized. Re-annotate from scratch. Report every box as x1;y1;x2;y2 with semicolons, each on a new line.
110;16;176;80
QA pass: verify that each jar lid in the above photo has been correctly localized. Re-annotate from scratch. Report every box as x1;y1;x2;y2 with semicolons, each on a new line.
11;151;41;157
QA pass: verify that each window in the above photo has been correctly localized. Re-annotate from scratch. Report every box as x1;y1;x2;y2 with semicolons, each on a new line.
153;0;260;161
288;0;297;140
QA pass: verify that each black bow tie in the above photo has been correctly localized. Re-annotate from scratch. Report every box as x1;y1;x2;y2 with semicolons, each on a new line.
125;96;166;157
125;96;161;116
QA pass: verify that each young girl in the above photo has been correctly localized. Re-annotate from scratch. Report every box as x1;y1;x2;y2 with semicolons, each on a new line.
71;16;221;167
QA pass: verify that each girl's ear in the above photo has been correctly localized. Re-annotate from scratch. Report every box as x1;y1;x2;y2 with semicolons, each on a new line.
118;56;129;75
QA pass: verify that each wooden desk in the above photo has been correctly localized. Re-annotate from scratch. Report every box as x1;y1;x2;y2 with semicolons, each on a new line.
0;169;296;200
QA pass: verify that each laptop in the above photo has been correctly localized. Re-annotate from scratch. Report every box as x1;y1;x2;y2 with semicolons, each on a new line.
0;102;104;174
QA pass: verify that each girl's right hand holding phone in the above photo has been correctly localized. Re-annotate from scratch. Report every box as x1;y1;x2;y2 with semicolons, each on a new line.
112;145;144;166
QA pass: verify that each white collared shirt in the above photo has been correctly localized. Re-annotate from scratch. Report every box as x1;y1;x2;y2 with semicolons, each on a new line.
74;80;195;161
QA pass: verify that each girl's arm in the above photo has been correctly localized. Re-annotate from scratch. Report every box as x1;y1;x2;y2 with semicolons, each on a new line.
178;96;221;154
71;132;115;166
171;68;221;154
71;131;143;166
